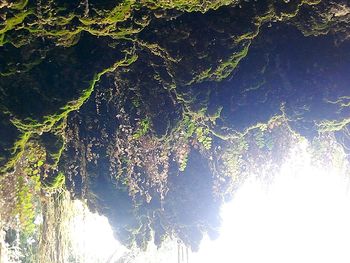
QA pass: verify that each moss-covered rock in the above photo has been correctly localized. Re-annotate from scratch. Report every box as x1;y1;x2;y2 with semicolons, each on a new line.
2;0;350;256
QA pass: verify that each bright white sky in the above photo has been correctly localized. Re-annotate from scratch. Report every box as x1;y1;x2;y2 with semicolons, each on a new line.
71;140;350;263
190;141;350;263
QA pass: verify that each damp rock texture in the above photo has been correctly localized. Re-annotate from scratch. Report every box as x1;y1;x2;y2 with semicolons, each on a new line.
1;0;350;253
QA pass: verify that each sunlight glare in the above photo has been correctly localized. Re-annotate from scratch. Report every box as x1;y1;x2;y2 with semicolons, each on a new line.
69;201;127;263
67;140;350;263
191;140;350;263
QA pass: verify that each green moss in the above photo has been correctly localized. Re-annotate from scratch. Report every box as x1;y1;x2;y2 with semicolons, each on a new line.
0;0;322;49
15;174;41;235
188;42;250;84
17;53;135;133
0;9;33;45
142;0;234;12
1;131;32;173
183;0;322;85
9;0;29;10
179;152;189;172
206;11;277;83
133;117;151;139
196;127;212;150
51;144;65;169
182;115;196;139
132;97;141;108
317;97;350;133
0;1;139;47
318;118;350;133
2;52;137;174
43;172;66;193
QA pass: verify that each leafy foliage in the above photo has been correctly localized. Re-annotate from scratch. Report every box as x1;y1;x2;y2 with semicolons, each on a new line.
1;0;350;260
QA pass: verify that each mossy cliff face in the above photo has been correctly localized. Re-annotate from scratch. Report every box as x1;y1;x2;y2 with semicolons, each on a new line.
1;0;350;255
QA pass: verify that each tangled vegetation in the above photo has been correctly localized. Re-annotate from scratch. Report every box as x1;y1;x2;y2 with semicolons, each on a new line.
1;0;350;262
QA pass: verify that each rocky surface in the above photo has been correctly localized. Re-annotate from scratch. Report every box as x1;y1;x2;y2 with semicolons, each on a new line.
1;0;350;258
